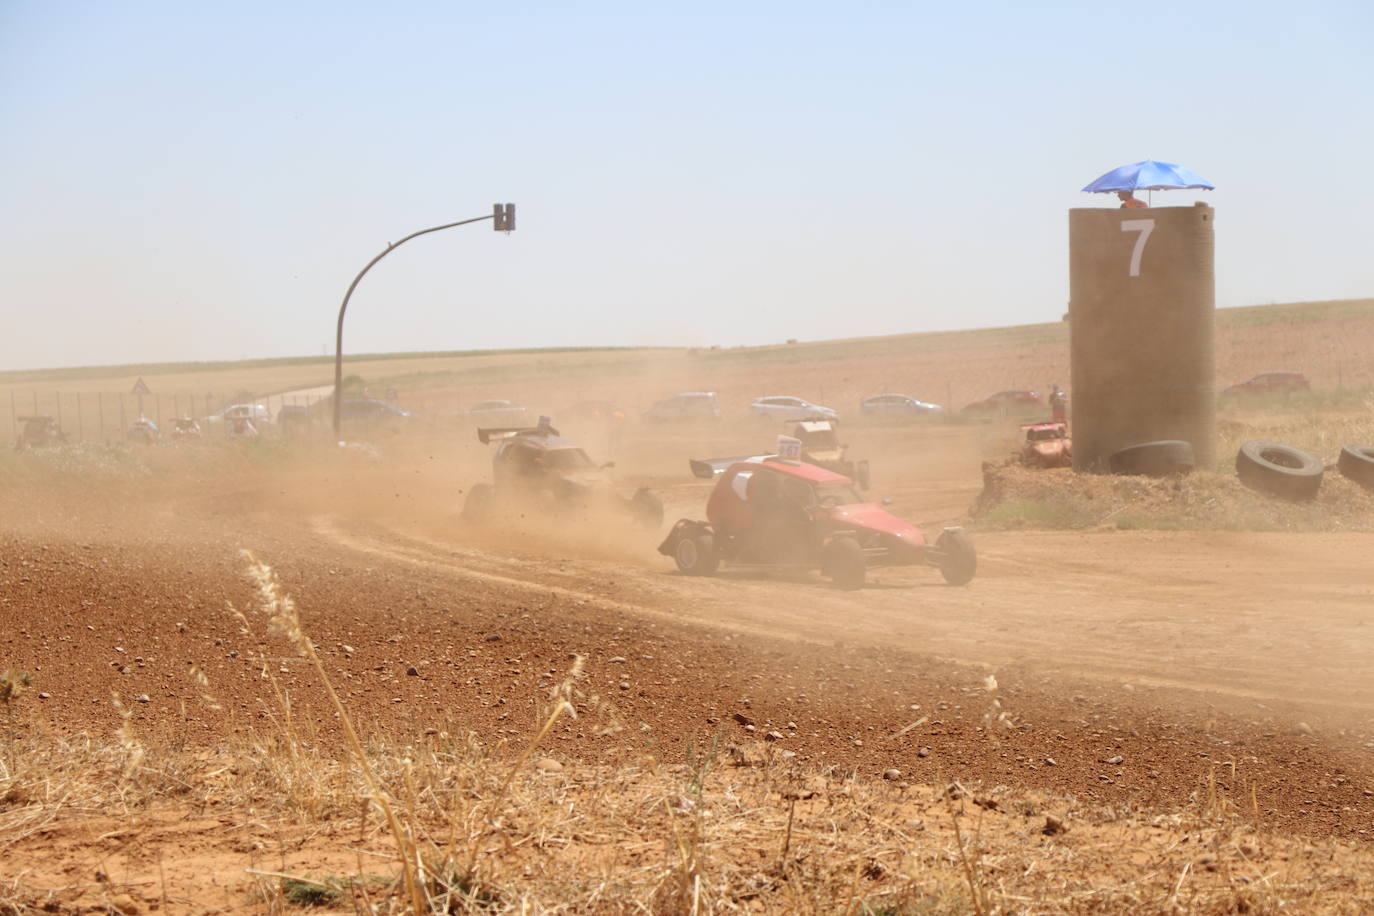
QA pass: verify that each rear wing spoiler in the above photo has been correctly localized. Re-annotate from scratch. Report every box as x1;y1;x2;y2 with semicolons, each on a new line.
477;417;560;444
689;454;770;479
793;416;835;428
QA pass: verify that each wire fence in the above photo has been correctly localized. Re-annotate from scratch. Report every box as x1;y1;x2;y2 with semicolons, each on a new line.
2;391;331;445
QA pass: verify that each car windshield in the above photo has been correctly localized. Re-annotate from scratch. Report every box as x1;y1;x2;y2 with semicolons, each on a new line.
1029;427;1063;441
544;448;595;470
802;429;840;449
815;480;863;505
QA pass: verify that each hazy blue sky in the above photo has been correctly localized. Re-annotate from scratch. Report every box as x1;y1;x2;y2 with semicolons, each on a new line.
2;1;1370;371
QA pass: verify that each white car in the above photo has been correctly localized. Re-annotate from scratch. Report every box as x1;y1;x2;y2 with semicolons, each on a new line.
643;392;721;423
463;399;529;427
748;396;839;423
859;394;945;422
204;403;273;426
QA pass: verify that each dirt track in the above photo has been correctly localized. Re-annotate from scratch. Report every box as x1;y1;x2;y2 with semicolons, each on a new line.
4;425;1373;847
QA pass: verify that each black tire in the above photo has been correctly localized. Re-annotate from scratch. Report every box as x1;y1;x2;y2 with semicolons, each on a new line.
935;528;977;586
461;483;495;523
630;488;664;530
1337;445;1374;490
674;532;719;576
822;537;866;590
1108;440;1195;477
1235;440;1323;501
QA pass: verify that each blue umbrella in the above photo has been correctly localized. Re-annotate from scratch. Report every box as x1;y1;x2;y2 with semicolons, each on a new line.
1081;160;1214;193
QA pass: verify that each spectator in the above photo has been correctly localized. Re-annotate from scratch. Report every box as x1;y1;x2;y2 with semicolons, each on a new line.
1049;385;1068;424
1117;191;1148;209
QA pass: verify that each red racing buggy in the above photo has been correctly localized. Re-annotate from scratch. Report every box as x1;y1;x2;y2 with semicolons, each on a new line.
659;455;975;589
1020;422;1072;468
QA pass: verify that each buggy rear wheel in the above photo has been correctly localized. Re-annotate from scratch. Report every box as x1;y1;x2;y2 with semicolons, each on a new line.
461;483;495;523
674;532;720;576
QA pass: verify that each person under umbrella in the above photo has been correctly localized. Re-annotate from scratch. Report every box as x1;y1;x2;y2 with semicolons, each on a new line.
1083;160;1214;206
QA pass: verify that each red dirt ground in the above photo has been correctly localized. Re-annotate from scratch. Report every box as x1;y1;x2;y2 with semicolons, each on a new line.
4;429;1372;851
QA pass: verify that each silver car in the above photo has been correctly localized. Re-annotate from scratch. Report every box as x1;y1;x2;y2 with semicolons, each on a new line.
643;392;721;422
859;394;945;422
748;396;839;423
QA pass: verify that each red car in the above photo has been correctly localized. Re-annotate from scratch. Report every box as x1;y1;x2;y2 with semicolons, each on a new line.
1020;422;1072;468
961;390;1043;416
1221;372;1311;398
659;456;975;589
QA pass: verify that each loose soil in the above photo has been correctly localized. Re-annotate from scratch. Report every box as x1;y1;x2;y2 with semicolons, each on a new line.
3;418;1373;911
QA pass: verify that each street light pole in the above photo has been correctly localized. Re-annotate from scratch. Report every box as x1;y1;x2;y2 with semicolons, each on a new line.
333;204;515;439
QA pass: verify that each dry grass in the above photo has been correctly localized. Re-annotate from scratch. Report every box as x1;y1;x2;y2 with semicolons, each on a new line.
4;560;1374;914
5;727;1374;913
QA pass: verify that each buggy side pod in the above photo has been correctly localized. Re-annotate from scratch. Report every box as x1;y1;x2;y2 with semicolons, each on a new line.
658;518;711;556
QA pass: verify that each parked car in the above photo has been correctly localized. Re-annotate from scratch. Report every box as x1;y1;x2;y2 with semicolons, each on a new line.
564;400;627;424
461;400;528;427
961;390;1043;417
748;396;839;423
14;415;67;449
643;392;721;423
859;394;945;423
275;404;313;436
340;398;417;433
205;403;273;428
1221;372;1311;398
659;454;975;589
127;418;160;443
1020;422;1072;468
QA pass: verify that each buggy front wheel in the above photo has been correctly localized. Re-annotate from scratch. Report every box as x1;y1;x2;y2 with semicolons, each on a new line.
822;537;866;590
934;528;976;585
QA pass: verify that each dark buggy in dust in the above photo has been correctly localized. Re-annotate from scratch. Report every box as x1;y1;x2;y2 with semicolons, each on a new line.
15;415;67;449
462;417;663;530
788;417;870;489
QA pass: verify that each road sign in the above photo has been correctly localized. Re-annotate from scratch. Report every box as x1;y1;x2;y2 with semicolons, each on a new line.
131;377;151;396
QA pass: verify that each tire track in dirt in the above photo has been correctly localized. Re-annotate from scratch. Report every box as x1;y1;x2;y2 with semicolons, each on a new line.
314;515;1374;714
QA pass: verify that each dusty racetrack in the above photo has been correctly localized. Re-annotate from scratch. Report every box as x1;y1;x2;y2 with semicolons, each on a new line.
5;423;1372;843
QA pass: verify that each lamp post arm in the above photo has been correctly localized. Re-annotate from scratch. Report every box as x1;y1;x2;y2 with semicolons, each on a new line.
333;214;495;438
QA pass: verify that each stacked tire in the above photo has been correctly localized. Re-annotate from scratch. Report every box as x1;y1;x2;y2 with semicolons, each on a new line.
1337;445;1374;491
1235;440;1323;501
1108;440;1195;477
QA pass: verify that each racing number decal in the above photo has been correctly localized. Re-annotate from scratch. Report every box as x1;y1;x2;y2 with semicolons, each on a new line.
1120;219;1155;278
